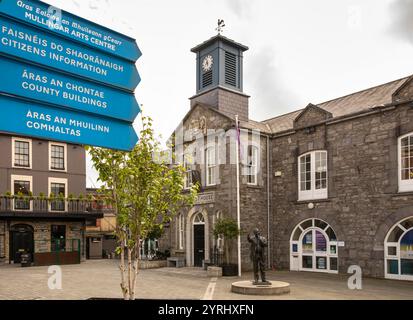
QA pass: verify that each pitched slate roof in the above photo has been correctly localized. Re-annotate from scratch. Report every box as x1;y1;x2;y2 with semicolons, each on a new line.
262;76;411;134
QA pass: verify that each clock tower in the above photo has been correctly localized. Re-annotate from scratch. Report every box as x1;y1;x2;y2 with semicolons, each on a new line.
190;34;250;121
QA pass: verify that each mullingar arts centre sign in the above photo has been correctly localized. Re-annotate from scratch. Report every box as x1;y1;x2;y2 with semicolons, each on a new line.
0;0;141;151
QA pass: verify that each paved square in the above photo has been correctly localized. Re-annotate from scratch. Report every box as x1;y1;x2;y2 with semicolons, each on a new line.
0;260;412;300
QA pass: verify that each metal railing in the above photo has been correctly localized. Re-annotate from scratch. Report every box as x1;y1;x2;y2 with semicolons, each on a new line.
0;196;98;213
211;246;224;267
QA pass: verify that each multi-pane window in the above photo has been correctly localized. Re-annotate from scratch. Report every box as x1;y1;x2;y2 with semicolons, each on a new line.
50;183;66;211
315;152;328;190
50;144;65;170
13;180;31;210
178;213;184;250
298;151;328;200
183;154;193;189
247;146;258;185
14;140;30;168
300;154;311;191
206;146;216;186
399;134;413;192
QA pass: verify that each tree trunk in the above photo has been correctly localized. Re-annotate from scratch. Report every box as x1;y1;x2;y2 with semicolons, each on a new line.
119;243;128;299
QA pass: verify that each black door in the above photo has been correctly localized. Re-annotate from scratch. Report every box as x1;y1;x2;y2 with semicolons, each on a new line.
194;225;205;267
10;226;34;263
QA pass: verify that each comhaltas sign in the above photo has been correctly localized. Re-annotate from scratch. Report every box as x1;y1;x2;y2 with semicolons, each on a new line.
0;94;138;151
0;0;142;151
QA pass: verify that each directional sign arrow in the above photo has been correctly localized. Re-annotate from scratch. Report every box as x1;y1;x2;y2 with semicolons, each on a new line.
0;55;140;122
0;15;140;91
0;94;138;151
0;0;142;62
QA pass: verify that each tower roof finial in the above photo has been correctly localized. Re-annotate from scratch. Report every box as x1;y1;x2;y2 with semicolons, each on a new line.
216;19;225;35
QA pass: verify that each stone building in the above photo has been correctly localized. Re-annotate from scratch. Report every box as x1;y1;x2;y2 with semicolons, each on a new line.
0;134;102;265
166;33;413;281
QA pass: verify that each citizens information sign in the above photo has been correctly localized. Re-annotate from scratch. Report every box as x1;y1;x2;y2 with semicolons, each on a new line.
0;0;141;151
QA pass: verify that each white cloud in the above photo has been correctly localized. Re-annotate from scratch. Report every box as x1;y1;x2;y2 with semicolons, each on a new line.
388;0;413;44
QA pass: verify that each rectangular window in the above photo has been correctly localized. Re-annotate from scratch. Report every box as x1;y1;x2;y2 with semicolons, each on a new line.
298;151;328;201
178;214;184;250
206;146;216;186
183;154;193;190
399;134;413;192
50;145;65;170
13;180;31;210
247;146;258;185
51;225;66;251
49;178;67;212
50;183;66;211
13;138;31;168
49;142;66;171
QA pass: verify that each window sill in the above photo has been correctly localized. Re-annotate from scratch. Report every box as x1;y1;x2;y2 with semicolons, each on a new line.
391;191;413;197
246;184;263;189
296;198;330;204
49;169;67;173
12;166;32;170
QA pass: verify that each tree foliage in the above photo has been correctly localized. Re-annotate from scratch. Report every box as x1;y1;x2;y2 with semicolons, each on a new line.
87;115;198;300
213;217;241;265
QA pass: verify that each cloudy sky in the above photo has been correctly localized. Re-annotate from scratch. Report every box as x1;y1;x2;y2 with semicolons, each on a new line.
46;0;413;187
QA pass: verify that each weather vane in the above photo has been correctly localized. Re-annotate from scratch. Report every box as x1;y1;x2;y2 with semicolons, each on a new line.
216;19;225;35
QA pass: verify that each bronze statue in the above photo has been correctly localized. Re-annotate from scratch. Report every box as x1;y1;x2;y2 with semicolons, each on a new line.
248;228;270;285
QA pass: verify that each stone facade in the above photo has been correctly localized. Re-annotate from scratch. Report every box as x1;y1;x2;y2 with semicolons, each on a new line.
272;102;413;278
165;35;413;280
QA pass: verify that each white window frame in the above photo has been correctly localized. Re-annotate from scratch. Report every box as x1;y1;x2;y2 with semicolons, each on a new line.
247;145;259;185
183;153;193;190
178;213;185;250
206;145;217;187
11;175;33;211
49;142;67;172
398;133;413;192
298;150;328;201
384;216;413;281
12;137;32;169
290;218;338;274
48;177;68;212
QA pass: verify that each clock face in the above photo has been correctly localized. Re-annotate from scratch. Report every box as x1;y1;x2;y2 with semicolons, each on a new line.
202;55;213;72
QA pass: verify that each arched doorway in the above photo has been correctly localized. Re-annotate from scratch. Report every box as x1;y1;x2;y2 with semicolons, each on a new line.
290;218;338;273
185;209;210;267
193;213;205;267
385;216;413;280
9;224;34;264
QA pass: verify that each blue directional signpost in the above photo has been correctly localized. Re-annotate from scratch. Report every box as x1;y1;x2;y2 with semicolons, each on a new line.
0;0;141;151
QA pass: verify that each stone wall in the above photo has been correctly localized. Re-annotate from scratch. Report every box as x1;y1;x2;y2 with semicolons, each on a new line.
3;220;85;263
271;102;413;277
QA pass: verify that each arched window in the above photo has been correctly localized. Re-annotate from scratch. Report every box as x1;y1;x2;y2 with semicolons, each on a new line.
298;151;328;201
290;218;338;273
398;133;413;192
193;212;205;224
385;216;413;280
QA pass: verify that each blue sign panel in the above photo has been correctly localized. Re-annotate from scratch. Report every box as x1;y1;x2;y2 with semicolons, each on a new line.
0;56;140;122
0;0;141;62
0;94;138;151
0;15;140;91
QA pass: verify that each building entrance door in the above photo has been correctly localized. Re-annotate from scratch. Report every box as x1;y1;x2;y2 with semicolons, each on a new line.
10;225;34;263
193;224;205;267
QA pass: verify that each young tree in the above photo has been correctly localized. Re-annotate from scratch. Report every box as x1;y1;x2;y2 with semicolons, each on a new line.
88;115;198;300
213;217;241;266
